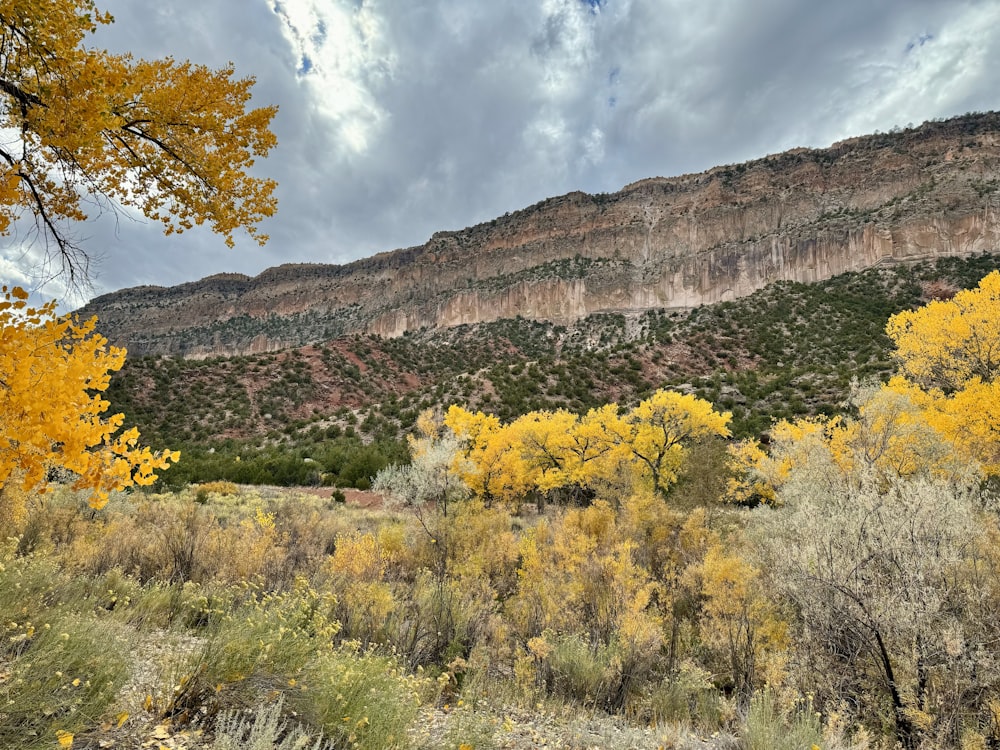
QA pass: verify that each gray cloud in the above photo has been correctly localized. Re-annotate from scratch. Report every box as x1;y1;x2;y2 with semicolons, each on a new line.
4;0;998;304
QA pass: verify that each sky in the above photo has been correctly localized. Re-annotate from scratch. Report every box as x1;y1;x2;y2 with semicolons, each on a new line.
4;0;999;307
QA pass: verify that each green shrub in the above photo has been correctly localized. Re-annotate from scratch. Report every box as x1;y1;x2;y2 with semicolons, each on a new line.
168;582;339;718
644;662;723;731
0;606;130;749
291;645;421;750
742;688;822;750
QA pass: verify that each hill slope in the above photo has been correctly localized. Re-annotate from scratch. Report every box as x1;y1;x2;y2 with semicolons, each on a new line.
105;253;1000;488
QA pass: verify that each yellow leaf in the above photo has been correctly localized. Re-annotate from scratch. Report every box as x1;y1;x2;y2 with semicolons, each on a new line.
55;730;74;748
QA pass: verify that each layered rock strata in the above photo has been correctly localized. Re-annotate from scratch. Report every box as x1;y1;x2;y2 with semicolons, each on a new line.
79;112;1000;357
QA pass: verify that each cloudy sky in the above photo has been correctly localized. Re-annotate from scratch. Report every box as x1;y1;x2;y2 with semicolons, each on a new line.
4;0;999;306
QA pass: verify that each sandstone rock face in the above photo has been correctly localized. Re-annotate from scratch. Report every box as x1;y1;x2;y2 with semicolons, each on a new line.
79;113;1000;357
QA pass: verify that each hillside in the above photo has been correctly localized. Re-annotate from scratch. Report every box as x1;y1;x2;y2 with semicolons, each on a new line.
106;253;1000;488
82;112;1000;357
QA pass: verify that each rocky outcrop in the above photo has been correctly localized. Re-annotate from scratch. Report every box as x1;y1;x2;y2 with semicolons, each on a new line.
79;112;1000;357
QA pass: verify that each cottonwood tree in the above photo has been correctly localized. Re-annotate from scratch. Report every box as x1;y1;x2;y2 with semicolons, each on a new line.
729;272;1000;504
0;1;275;527
445;390;730;507
604;390;731;499
886;270;1000;474
0;286;178;531
0;0;277;284
727;380;976;505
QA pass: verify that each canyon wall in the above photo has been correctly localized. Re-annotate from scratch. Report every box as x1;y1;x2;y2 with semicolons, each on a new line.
79;112;1000;357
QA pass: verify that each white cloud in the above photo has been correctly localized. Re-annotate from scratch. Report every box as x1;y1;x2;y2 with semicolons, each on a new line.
833;3;1000;140
271;0;394;154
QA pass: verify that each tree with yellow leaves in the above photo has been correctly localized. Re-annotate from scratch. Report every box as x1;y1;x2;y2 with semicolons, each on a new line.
728;272;1000;502
0;0;277;281
886;271;1000;392
885;270;1000;474
444;405;532;507
608;390;731;499
447;390;730;505
0;286;177;531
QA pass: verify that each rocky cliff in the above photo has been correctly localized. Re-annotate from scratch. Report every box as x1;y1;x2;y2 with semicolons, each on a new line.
79;112;1000;357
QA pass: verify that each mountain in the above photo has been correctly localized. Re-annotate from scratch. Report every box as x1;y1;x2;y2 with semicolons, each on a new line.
79;112;1000;358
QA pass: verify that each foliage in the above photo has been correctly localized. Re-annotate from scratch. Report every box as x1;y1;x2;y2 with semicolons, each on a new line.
291;645;420;750
726;380;975;505
698;543;788;698
749;453;999;749
0;611;130;749
58;488;347;588
885;270;1000;474
446;389;730;504
730;269;1000;505
606;389;731;497
886;270;1000;391
373;410;470;516
0;286;177;530
153;437;406;491
0;0;277;280
0;554;131;750
742;687;823;750
211;695;332;750
511;500;665;710
321;531;398;646
167;581;340;720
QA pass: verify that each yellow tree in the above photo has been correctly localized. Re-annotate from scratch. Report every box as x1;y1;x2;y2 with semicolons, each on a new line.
729;272;1000;502
886;271;1000;392
885;271;1000;473
448;393;731;505
0;0;277;281
0;286;177;529
445;405;531;506
509;410;578;492
564;403;633;498
726;385;973;506
608;390;731;498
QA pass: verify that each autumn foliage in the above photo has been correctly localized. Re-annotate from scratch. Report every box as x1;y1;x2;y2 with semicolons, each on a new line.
729;270;1000;505
445;389;731;505
0;285;176;525
0;0;277;279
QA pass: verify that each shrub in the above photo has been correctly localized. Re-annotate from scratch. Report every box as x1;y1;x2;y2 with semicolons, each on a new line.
642;660;723;731
290;645;421;750
0;557;132;749
168;582;339;719
742;688;822;750
211;695;331;750
197;480;240;497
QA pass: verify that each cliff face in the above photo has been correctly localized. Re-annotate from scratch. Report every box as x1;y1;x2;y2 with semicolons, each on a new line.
79;113;1000;357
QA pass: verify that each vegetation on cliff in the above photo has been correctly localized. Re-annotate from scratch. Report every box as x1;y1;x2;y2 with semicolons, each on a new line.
103;253;1000;490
